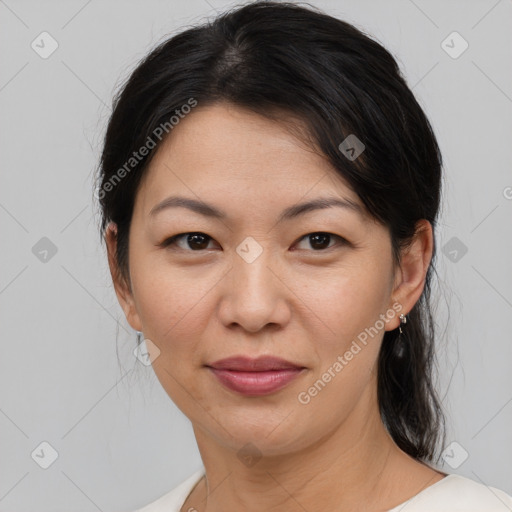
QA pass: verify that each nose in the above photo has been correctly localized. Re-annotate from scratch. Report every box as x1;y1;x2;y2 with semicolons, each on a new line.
217;248;291;333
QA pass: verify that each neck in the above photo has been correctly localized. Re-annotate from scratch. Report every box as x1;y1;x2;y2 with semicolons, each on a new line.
186;382;417;512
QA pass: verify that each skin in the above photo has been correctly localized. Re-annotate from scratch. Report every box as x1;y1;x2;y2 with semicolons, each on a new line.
106;102;446;512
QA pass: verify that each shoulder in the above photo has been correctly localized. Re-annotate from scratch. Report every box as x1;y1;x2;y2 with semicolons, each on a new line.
388;473;512;512
132;468;205;512
130;469;512;512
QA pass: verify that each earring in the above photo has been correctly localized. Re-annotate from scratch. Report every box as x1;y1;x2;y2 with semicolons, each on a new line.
136;330;143;345
398;313;407;335
396;313;407;357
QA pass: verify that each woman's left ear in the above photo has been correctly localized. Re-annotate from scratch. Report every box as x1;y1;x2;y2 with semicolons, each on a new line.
388;219;433;330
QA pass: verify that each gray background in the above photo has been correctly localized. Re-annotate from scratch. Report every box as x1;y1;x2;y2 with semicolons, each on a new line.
1;0;511;510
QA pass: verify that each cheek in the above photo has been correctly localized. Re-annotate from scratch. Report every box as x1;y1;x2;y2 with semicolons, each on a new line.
292;264;391;411
292;268;389;424
295;260;392;350
129;252;213;354
131;264;214;415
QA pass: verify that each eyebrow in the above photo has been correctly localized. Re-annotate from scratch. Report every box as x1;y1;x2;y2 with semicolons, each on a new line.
149;195;365;223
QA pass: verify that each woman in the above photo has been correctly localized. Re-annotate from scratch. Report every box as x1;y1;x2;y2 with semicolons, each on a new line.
96;2;512;511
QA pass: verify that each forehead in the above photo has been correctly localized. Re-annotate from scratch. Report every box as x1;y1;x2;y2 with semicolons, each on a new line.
149;103;326;175
136;103;368;222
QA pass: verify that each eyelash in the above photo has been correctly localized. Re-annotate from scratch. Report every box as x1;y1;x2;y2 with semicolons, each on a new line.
160;232;348;253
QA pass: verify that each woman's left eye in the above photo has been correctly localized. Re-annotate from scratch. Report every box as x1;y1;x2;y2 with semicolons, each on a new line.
294;232;347;251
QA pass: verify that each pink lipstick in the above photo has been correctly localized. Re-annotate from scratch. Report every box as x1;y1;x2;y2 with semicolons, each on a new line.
206;356;305;396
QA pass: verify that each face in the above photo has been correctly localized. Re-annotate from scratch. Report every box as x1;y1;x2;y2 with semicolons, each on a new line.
107;102;429;457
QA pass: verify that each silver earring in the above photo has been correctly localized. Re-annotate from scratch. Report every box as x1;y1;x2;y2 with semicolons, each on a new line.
396;313;407;357
136;330;143;345
398;313;407;335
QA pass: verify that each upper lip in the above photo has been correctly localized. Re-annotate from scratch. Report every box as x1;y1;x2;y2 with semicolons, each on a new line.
206;356;304;371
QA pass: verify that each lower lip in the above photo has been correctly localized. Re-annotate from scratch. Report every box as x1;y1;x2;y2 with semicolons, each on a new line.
207;367;304;396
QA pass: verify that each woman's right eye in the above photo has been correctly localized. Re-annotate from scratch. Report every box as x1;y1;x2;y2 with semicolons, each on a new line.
161;232;217;251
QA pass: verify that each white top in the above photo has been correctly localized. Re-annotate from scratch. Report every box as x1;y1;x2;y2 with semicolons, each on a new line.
133;467;512;512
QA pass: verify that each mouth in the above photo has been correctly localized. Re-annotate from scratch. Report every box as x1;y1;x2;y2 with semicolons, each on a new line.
205;356;306;396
